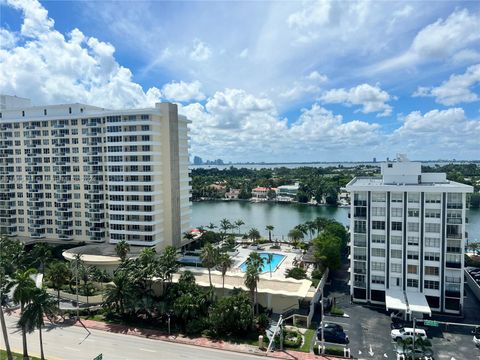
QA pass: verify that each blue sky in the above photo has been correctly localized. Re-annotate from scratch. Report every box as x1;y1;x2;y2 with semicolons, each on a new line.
1;0;479;162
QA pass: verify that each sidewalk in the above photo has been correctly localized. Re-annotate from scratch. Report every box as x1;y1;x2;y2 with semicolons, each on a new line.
75;319;336;360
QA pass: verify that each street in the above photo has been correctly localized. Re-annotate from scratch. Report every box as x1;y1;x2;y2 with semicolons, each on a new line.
1;313;265;360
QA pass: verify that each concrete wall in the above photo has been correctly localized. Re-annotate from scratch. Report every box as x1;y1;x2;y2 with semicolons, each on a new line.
465;269;480;302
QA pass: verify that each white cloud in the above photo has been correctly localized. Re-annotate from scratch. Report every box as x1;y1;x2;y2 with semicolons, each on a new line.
319;83;393;116
0;0;161;108
239;48;248;58
307;71;328;82
391;108;480;155
376;9;480;71
413;64;480;105
179;88;382;161
287;0;331;33
189;39;211;61
0;28;18;49
162;80;205;102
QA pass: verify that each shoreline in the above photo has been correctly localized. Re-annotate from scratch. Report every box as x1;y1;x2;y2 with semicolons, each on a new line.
192;198;348;208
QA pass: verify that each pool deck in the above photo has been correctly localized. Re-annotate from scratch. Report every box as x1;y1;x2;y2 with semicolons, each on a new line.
227;244;301;280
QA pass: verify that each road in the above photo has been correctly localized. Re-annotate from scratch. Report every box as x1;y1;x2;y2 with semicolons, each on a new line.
1;314;265;360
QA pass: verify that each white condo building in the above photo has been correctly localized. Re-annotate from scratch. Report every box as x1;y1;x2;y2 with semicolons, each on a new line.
0;95;191;251
346;155;473;315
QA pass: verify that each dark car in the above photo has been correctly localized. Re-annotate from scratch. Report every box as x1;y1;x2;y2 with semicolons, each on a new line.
317;327;349;344
323;322;344;332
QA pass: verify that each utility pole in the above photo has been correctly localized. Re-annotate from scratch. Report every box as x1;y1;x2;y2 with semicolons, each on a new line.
320;296;325;353
412;316;416;353
75;254;80;321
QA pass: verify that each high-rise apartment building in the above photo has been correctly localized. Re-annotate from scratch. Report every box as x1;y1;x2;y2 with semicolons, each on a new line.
0;95;191;251
346;155;472;315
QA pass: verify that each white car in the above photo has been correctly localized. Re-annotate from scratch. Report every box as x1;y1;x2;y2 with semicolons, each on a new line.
391;328;427;342
474;334;480;347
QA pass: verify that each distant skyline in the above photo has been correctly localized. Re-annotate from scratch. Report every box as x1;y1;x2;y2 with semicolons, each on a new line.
1;0;479;162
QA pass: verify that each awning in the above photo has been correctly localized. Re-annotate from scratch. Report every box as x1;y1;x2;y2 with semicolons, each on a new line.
385;289;408;312
406;292;431;316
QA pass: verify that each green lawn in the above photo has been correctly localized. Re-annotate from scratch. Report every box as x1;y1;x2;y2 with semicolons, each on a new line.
299;329;315;352
0;349;41;360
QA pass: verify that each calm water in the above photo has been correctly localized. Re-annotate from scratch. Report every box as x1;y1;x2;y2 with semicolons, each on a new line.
239;253;285;273
191;201;480;243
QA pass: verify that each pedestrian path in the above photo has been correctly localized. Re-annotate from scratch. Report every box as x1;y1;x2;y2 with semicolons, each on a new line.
75;319;334;360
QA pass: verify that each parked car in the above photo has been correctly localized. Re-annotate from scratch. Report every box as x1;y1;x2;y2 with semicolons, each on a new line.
391;328;427;342
322;322;344;332
317;327;349;344
474;334;480;348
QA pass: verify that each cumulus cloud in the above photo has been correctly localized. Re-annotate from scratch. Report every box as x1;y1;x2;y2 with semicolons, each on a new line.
162;80;205;102
179;88;382;160
0;28;18;49
189;39;211;61
319;83;393;116
307;71;328;82
287;0;331;40
0;0;161;108
391;108;480;155
413;64;480;105
376;9;480;71
279;71;328;100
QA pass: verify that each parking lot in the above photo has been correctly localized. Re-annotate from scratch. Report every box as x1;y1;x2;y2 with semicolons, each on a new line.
319;265;480;359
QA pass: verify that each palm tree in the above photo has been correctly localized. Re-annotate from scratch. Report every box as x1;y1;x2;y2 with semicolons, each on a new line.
265;225;274;243
248;228;261;246
288;228;304;248
200;242;219;287
19;288;57;360
115;239;130;262
306;220;316;240
12;268;37;360
103;270;134;317
0;270;13;360
220;218;232;239
245;252;264;315
46;261;71;306
266;253;274;278
216;252;233;295
235;220;245;235
207;222;217;230
30;243;52;273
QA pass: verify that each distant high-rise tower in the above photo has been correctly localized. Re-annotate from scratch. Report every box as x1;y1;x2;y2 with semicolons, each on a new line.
0;95;192;251
373;157;377;163
346;155;472;315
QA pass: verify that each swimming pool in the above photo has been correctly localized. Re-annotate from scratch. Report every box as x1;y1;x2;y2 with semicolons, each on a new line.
239;252;286;273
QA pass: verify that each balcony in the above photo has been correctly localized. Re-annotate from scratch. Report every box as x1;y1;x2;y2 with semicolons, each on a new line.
445;290;461;298
445;262;461;269
354;281;366;288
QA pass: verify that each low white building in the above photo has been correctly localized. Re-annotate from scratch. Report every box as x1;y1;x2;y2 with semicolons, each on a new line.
346;155;473;315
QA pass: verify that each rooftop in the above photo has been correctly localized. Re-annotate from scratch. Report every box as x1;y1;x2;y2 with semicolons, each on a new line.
347;176;472;189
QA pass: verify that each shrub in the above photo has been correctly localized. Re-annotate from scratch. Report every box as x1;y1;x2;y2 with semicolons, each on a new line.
311;278;320;288
185;318;207;336
325;346;344;356
283;330;302;348
286;267;307;280
330;306;344;316
313;344;319;355
270;245;281;250
256;313;270;332
311;268;324;279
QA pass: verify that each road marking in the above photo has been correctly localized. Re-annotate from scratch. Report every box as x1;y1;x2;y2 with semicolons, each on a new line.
64;346;81;352
139;348;156;353
368;344;374;357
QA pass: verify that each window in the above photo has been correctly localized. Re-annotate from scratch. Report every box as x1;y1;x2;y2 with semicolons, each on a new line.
391;193;403;203
408;209;419;217
371;234;385;244
424;280;439;290
425;237;440;248
372;275;385;284
372;221;385;230
372;192;386;202
425;209;441;218
408;193;420;203
425;266;439;276
424;252;440;261
391;235;402;245
407;279;419;288
407;265;418;274
354;220;366;234
447;193;462;209
371;262;385;271
372;248;385;257
391;249;402;259
407;251;419;260
391;263;402;273
425;223;441;233
407;222;419;232
407;236;419;245
425;193;441;203
391;208;403;217
372;207;386;216
391;222;402;231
